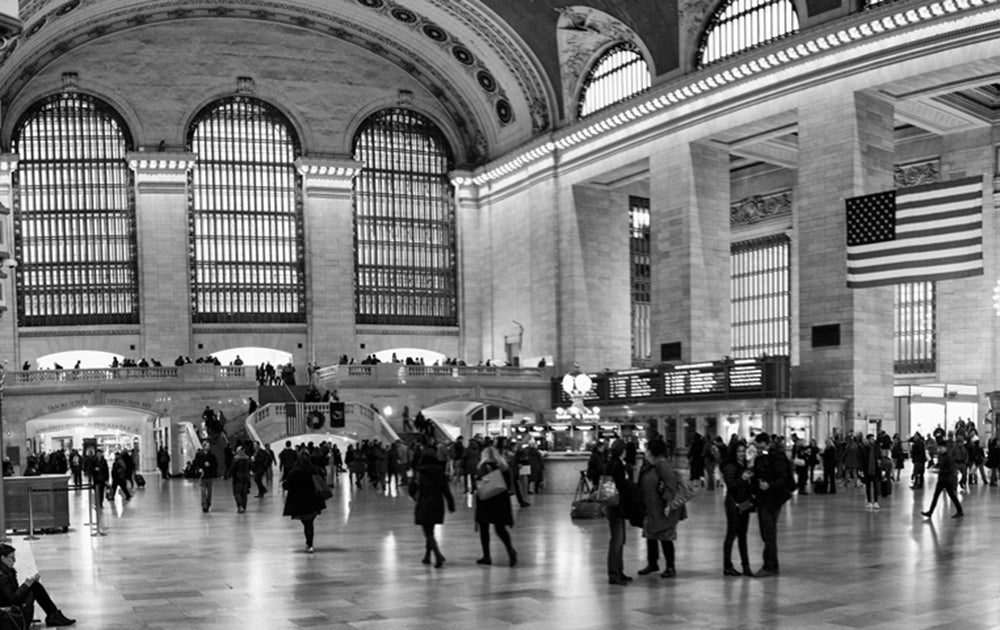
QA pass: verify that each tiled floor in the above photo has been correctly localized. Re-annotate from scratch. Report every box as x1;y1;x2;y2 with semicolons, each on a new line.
15;471;1000;629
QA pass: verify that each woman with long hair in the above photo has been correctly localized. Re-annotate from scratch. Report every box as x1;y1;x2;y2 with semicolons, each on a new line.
283;451;327;553
721;436;753;577
412;452;455;567
475;444;518;566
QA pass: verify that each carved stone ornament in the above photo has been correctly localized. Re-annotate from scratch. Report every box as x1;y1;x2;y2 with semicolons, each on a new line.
893;161;939;188
730;189;792;226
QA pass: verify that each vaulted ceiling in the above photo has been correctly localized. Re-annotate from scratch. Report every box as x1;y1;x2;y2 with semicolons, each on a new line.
0;0;679;163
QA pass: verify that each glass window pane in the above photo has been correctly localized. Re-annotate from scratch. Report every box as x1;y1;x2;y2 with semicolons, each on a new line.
186;97;305;324
12;93;139;327
698;0;799;67
352;109;457;326
578;43;651;119
730;234;791;358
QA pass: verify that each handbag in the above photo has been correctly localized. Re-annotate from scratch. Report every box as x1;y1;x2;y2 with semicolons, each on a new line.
312;473;333;500
793;457;806;467
593;475;620;507
477;468;507;500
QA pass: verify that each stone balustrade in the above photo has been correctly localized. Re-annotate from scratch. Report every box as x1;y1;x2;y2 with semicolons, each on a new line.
7;364;254;387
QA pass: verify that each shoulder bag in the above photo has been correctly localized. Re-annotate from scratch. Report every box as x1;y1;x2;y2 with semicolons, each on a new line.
593;475;620;507
477;467;507;500
312;473;333;500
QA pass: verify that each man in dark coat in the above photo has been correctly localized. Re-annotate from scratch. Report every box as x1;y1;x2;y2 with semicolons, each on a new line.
0;543;75;627
413;453;455;567
751;433;793;577
193;441;219;513
278;441;297;482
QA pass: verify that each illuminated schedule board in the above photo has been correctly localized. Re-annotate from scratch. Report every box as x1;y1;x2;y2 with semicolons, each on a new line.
551;356;788;407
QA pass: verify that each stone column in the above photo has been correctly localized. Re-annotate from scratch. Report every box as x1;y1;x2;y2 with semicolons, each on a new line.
0;155;17;366
452;171;484;363
649;140;731;363
128;152;197;362
796;91;895;424
295;157;362;365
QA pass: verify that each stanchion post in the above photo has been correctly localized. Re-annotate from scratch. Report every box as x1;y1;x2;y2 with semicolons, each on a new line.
84;484;93;528
23;488;39;541
93;486;105;537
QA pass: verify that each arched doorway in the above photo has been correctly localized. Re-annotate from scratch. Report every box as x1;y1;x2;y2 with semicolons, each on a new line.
24;406;161;474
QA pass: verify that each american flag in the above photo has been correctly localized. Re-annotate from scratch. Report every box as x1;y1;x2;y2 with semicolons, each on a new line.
845;176;983;288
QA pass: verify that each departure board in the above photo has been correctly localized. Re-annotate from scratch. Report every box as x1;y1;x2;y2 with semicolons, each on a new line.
550;356;789;407
607;370;660;400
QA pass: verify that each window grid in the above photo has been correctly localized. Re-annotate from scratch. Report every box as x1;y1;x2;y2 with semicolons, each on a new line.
578;43;652;119
186;96;305;323
731;234;790;358
894;282;935;374
352;109;458;326
697;0;799;67
12;93;139;326
630;196;651;364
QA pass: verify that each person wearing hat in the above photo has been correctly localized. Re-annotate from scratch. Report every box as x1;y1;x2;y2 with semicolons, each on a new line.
750;433;793;577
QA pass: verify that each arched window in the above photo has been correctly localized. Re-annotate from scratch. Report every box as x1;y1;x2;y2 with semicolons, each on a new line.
187;96;305;323
578;43;651;119
352;109;458;326
698;0;799;67
11;93;139;326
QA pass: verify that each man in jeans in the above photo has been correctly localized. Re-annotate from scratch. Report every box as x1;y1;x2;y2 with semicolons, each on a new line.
604;440;632;585
751;433;792;577
193;441;219;513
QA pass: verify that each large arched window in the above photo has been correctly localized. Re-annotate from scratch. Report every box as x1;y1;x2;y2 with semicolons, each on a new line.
11;92;139;326
352;109;457;326
578;43;651;119
698;0;799;67
187;96;305;323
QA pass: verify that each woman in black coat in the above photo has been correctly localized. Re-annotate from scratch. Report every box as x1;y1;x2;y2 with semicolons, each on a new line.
283;451;327;553
412;453;455;567
721;436;753;577
474;445;517;567
225;444;252;513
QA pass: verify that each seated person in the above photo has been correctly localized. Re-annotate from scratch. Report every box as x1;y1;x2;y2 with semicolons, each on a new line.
0;543;75;627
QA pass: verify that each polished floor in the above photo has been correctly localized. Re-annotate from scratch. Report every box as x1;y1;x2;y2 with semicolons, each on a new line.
13;468;1000;630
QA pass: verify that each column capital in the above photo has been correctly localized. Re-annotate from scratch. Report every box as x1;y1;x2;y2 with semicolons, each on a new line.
0;154;17;174
127;152;197;175
127;152;197;194
296;157;362;198
450;169;479;206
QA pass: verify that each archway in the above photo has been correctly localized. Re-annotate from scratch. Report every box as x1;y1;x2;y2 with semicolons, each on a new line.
372;348;446;365
24;406;161;474
211;347;292;367
34;350;122;370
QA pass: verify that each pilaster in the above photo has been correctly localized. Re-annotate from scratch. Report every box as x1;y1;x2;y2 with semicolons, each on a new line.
0;154;17;366
649;139;731;363
295;157;362;365
128;152;197;361
796;91;895;424
452;170;483;364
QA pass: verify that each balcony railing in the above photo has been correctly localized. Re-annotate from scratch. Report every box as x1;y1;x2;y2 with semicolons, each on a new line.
315;363;550;383
8;364;254;386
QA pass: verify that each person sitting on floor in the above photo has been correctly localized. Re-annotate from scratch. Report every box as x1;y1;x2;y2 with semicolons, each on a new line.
0;543;76;627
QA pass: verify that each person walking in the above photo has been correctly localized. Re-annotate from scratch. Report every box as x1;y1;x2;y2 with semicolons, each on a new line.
921;438;963;519
910;433;927;489
821;438;838;494
193;440;219;513
252;444;270;498
636;438;681;579
721;437;753;577
411;452;455;568
282;451;327;553
225;444;252;513
110;452;132;503
474;444;517;567
92;450;109;512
